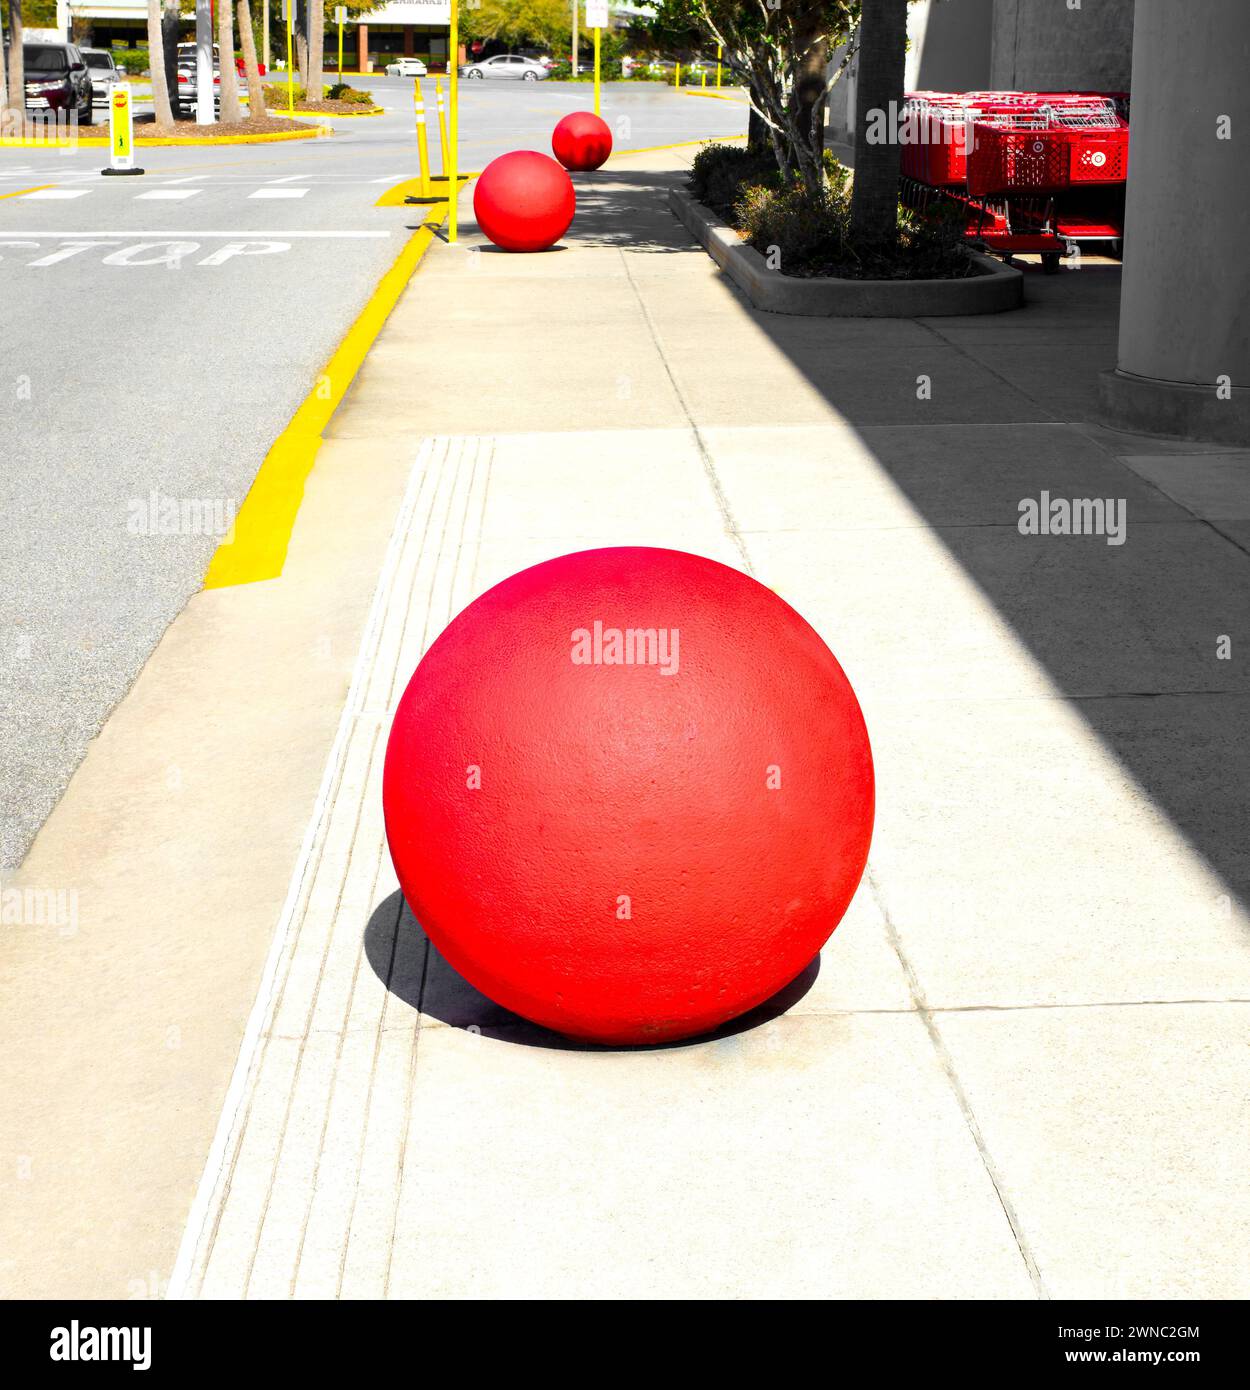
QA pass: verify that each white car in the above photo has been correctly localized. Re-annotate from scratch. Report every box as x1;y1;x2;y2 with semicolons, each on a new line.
385;57;428;77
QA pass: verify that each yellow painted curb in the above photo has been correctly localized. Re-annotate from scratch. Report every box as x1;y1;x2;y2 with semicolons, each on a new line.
292;108;385;117
607;134;747;159
203;203;447;590
0;126;330;148
680;87;749;104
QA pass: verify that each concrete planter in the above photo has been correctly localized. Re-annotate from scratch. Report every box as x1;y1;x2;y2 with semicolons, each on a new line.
669;186;1023;318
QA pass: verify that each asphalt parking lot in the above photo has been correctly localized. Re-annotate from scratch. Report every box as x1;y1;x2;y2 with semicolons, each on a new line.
0;81;746;870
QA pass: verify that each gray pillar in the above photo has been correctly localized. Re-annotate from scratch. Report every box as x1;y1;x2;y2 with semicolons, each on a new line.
991;0;1134;93
1099;0;1250;443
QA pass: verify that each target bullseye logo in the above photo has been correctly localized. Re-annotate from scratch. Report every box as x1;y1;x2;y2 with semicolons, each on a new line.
1087;149;1108;167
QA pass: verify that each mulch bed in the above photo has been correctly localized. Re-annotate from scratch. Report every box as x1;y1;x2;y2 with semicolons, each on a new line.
6;114;320;139
267;99;381;115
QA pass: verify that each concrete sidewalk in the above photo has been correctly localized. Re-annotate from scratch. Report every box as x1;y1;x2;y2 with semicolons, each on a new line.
5;147;1247;1299
174;149;1250;1299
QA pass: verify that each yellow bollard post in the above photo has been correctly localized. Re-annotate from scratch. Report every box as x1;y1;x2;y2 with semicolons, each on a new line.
449;0;459;242
593;27;601;117
701;67;706;89
674;60;680;89
716;42;722;90
415;80;431;197
436;77;450;177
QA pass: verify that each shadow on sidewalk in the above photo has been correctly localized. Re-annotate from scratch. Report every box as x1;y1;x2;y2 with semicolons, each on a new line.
607;162;1250;921
363;888;821;1052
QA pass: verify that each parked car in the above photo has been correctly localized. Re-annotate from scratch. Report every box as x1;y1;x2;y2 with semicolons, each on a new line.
385;57;427;77
515;48;555;70
18;42;93;125
459;54;549;81
175;45;246;114
82;48;122;109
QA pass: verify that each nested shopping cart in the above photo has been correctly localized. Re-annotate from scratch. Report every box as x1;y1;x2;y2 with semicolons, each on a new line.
900;91;1130;272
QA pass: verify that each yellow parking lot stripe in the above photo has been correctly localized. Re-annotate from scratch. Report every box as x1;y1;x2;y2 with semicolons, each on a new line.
0;184;54;200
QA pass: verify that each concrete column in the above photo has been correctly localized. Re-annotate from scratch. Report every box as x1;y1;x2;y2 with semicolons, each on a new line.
991;0;1134;93
357;23;368;73
403;27;414;58
1099;0;1250;443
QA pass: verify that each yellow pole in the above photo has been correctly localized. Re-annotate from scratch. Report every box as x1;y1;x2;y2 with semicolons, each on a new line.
716;42;722;89
701;67;706;89
674;60;680;89
448;0;459;242
285;3;294;116
415;80;431;196
593;27;600;116
338;22;343;86
436;77;450;177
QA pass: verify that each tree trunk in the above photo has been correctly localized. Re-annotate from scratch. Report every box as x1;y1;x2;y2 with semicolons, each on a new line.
0;13;8;114
237;0;267;119
6;1;25;120
146;0;175;127
307;0;323;101
747;102;769;156
790;11;830;193
217;0;241;120
296;31;308;87
161;0;181;116
849;0;908;245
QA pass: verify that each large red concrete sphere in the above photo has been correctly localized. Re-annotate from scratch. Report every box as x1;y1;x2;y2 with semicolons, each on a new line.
552;110;613;171
383;547;874;1046
472;150;575;252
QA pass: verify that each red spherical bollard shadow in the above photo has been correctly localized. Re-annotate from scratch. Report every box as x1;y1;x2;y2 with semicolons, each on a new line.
383;547;875;1046
552;110;613;171
472;150;575;253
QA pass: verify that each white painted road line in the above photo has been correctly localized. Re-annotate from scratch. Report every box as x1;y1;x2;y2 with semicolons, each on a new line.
136;189;202;200
23;189;90;200
265;174;312;183
0;230;391;237
248;187;310;199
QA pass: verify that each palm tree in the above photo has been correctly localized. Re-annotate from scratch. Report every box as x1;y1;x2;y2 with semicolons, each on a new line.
307;0;324;101
217;0;242;121
146;0;175;126
6;1;25;122
0;16;8;116
237;0;267;120
162;0;182;118
849;0;908;245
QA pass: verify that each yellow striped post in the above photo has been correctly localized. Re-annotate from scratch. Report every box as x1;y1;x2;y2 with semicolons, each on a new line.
436;76;450;176
414;81;432;196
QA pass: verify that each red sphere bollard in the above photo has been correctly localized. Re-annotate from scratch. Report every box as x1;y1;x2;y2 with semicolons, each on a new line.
383;547;874;1046
552;110;613;171
472;150;575;252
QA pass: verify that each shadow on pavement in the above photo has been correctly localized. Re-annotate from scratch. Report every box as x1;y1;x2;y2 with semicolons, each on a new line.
363;888;821;1052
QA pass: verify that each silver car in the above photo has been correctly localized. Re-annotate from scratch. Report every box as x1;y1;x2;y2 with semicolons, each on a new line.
82;48;121;109
459;54;548;81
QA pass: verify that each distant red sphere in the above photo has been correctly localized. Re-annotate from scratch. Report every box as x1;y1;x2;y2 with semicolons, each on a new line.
552;110;613;171
382;547;875;1047
472;150;575;252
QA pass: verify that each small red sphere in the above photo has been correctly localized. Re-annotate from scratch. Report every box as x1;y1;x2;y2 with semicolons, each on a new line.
383;548;875;1046
552;110;613;171
472;150;575;252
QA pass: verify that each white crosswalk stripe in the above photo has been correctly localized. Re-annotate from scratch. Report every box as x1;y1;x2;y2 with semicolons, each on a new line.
136;189;202;200
247;187;309;199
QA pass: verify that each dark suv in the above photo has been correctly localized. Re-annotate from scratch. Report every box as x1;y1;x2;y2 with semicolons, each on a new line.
21;42;94;125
